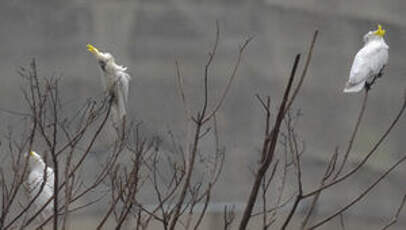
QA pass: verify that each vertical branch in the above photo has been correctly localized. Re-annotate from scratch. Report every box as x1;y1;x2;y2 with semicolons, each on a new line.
61;150;74;230
168;115;202;230
300;148;338;229
380;194;406;230
175;61;190;119
334;90;368;178
285;30;318;113
339;213;346;230
200;20;220;119
48;78;59;230
202;35;253;123
280;112;303;230
238;54;300;230
223;205;235;230
169;22;219;230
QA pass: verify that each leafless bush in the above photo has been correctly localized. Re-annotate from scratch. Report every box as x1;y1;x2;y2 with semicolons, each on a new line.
0;25;405;230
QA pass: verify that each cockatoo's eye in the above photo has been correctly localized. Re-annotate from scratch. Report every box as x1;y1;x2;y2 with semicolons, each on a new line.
98;60;106;71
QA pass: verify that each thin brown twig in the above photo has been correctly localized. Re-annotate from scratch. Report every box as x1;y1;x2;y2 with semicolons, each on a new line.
202;35;253;124
200;20;220;120
280;112;303;230
339;213;346;230
308;153;406;230
334;90;369;179
380;194;406;230
175;61;190;119
303;95;406;199
284;30;318;113
300;148;339;229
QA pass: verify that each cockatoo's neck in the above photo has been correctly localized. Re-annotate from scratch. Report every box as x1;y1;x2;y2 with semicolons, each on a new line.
102;60;126;74
365;36;385;45
109;62;127;72
30;158;46;171
27;152;46;170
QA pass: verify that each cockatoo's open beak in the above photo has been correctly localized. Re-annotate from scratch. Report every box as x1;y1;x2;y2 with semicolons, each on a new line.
87;44;100;56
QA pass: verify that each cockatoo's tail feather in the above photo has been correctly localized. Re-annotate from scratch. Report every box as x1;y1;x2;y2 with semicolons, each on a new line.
343;81;365;93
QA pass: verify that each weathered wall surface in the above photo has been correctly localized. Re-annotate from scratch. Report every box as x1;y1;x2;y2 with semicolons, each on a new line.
1;0;405;229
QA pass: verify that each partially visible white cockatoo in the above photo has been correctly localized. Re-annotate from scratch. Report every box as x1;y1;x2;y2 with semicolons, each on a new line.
26;151;54;218
87;44;131;129
344;25;389;93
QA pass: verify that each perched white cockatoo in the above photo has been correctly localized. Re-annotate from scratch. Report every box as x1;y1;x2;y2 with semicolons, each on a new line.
26;151;54;218
344;25;389;93
87;44;131;129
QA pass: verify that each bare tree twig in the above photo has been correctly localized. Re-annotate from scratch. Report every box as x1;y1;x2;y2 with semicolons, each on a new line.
284;30;318;113
335;90;369;178
202;35;253;124
303;95;406;199
308;153;406;230
380;194;406;230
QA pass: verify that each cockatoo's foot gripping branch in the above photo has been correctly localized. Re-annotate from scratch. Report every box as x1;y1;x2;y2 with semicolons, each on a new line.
365;65;385;92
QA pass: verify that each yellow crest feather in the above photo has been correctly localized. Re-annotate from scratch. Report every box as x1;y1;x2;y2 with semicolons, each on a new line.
373;25;386;37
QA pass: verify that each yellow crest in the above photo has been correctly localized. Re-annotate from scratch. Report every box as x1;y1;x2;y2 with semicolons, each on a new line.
373;25;386;37
29;151;34;156
87;44;100;55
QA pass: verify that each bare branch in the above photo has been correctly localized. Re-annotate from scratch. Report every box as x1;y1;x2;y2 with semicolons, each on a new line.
202;35;254;124
334;90;369;178
238;53;301;230
380;194;406;230
308;153;406;229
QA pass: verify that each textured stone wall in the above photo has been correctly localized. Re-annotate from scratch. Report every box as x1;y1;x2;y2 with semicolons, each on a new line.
0;0;405;228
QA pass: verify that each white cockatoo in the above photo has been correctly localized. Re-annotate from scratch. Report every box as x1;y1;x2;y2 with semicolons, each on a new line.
87;44;131;129
344;25;389;93
26;151;54;218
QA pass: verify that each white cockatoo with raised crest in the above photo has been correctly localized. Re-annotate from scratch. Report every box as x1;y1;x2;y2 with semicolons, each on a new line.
87;44;131;129
344;25;389;93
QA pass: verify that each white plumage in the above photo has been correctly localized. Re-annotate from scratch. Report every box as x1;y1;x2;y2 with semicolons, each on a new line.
344;25;389;93
87;44;131;129
26;151;54;218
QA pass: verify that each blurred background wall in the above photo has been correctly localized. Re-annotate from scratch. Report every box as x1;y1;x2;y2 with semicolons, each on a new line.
0;0;405;229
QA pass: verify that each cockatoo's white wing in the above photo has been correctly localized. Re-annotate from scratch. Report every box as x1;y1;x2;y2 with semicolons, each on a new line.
118;71;130;106
28;166;55;215
344;41;388;93
110;71;130;128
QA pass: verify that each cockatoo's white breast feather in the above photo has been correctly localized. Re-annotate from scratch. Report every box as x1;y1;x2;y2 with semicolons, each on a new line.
349;40;388;85
27;167;54;191
102;61;130;91
344;36;388;93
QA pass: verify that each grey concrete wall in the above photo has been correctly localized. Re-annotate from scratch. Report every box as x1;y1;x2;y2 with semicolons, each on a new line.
1;0;406;229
